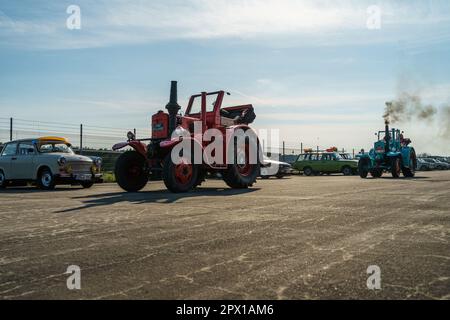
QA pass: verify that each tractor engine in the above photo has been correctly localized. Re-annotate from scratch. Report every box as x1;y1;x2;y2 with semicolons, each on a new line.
151;81;181;140
152;111;169;139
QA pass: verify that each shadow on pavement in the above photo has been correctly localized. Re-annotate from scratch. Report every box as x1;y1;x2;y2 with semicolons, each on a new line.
56;187;260;213
0;186;81;193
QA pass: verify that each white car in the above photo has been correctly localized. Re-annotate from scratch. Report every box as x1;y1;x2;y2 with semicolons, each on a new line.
260;157;292;179
0;137;102;190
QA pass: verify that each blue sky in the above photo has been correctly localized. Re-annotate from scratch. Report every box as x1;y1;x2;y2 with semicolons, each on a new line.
1;0;450;153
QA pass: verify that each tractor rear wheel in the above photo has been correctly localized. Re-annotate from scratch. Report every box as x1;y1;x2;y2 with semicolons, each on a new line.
402;149;416;178
391;157;402;178
163;154;199;193
115;151;149;192
194;167;207;188
358;159;369;178
223;139;260;188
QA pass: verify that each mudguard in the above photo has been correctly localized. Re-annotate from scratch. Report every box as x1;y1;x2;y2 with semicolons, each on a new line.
112;140;147;158
401;147;414;168
159;137;207;165
226;125;264;165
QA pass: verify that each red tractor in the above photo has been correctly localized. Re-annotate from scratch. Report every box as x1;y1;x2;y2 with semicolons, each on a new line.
112;81;262;193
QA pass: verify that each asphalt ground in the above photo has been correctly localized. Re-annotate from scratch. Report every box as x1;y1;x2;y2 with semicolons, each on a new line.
0;171;449;299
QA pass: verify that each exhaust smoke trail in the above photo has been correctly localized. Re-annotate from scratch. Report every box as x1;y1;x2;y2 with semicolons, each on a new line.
383;91;450;140
383;92;437;123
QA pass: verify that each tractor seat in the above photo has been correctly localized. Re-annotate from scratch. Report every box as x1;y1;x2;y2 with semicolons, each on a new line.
220;108;241;126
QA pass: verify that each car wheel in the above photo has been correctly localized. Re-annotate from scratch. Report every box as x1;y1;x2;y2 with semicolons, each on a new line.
342;166;352;176
81;181;94;189
303;167;313;176
0;170;6;189
37;168;56;190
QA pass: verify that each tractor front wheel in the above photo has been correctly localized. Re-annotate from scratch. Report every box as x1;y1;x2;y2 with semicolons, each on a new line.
163;154;199;193
391;157;402;178
115;151;149;192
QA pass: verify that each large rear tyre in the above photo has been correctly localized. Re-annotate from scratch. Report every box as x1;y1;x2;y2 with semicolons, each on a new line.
194;167;207;188
223;138;260;189
391;157;402;178
115;151;149;192
402;149;416;178
163;154;199;193
223;163;259;188
358;158;369;178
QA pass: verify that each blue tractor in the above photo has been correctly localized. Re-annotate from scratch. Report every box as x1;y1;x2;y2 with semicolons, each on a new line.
358;119;417;178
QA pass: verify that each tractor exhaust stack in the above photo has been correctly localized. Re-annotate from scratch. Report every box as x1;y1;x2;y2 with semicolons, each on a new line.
165;81;181;136
385;102;391;153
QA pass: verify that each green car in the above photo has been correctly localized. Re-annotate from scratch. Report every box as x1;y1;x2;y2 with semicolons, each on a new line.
293;152;358;176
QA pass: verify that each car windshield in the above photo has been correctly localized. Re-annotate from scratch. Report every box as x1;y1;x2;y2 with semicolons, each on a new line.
38;143;74;154
334;153;342;160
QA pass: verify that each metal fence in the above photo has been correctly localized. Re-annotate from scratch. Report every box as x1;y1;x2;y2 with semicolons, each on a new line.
0;117;360;165
0;117;148;152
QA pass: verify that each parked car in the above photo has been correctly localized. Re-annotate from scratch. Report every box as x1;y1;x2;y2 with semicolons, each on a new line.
423;158;448;170
421;158;439;170
0;137;102;190
260;157;292;179
340;153;353;160
293;152;358;176
433;159;450;170
416;158;432;171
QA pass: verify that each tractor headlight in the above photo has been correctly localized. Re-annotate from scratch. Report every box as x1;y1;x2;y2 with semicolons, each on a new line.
173;126;189;137
391;147;396;152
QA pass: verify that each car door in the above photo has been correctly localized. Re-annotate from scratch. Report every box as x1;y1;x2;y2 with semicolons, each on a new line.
0;143;18;179
301;153;313;171
318;153;330;172
15;142;37;180
331;154;342;172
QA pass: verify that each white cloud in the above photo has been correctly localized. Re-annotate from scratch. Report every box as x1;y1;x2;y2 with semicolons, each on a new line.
1;1;450;49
